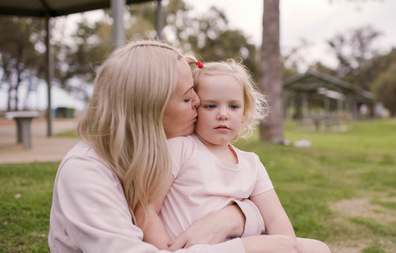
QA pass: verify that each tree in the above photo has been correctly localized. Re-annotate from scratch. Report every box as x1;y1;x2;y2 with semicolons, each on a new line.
259;0;283;143
52;16;112;103
327;25;382;90
161;2;258;78
0;16;45;111
53;0;258;104
371;62;396;116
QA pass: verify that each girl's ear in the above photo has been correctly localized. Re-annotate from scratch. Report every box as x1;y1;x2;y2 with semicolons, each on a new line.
241;115;245;123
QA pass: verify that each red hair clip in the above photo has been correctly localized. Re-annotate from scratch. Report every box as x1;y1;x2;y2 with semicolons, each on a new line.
196;61;204;69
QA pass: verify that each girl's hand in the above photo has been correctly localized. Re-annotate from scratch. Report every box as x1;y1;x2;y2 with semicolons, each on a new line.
242;235;307;253
168;204;244;251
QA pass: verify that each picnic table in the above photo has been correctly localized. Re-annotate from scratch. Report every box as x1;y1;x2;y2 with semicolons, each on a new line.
4;111;40;149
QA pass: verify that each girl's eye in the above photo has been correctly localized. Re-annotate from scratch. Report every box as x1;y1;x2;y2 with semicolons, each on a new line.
230;105;239;110
205;104;216;109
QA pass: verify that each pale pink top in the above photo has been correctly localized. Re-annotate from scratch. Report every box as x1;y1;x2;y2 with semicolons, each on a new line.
48;142;263;253
161;134;273;240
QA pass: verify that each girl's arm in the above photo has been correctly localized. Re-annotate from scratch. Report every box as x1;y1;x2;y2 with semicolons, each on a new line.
250;189;296;237
136;177;174;250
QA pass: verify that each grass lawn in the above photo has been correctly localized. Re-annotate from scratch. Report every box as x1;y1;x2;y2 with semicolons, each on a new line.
1;119;395;252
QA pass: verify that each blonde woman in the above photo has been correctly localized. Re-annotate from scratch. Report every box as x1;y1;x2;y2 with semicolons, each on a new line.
49;40;308;253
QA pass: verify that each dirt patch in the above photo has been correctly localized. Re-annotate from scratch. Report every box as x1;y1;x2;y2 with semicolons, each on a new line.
331;198;396;225
328;243;366;253
328;197;396;252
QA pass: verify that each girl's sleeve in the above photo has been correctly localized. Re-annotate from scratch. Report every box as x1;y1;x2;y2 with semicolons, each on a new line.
167;137;194;178
233;199;265;237
250;154;274;197
50;154;246;253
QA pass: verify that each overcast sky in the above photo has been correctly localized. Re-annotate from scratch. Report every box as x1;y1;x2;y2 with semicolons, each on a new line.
1;0;395;111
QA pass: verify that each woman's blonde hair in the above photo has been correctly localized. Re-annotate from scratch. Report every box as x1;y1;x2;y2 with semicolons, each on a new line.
77;40;196;226
192;59;268;139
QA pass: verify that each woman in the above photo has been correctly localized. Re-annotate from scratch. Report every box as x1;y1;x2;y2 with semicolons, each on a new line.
48;40;318;253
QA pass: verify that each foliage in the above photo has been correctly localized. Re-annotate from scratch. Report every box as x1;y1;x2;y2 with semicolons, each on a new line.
0;16;46;111
129;0;259;79
371;63;396;116
170;5;258;78
52;16;113;103
327;25;382;90
51;0;258;103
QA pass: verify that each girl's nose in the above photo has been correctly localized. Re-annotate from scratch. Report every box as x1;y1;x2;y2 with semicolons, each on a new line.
217;108;229;120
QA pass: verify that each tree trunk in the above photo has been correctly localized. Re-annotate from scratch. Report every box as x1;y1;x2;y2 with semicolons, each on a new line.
259;0;283;143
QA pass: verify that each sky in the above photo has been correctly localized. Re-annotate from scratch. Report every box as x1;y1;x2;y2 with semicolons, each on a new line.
1;0;395;111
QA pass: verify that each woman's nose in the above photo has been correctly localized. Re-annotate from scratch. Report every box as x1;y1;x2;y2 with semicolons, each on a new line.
192;91;200;109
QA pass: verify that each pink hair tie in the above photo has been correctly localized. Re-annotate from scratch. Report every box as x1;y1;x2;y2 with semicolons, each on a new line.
196;61;204;69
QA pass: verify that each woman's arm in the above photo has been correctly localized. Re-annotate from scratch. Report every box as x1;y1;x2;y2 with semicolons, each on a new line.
168;199;264;251
168;203;243;250
241;235;306;253
136;205;171;250
136;177;174;250
250;189;296;237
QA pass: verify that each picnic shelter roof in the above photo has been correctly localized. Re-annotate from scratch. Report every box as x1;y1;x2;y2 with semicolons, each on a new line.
283;69;374;102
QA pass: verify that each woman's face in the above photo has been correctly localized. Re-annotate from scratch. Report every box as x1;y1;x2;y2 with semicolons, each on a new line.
163;60;200;139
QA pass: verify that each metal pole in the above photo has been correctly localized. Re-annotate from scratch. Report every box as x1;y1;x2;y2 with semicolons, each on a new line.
111;0;126;50
156;0;163;40
45;16;53;137
283;91;288;120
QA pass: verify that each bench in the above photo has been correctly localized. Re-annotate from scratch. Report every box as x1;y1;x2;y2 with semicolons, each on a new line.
4;111;41;149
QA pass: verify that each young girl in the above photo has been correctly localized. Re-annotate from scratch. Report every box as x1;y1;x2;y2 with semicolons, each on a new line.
139;59;331;253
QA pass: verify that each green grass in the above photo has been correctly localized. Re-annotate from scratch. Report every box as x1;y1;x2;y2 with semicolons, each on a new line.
0;162;59;252
1;119;396;252
236;119;396;252
54;129;78;138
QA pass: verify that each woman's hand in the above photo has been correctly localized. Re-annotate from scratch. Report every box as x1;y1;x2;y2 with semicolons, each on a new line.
242;235;307;253
168;204;244;251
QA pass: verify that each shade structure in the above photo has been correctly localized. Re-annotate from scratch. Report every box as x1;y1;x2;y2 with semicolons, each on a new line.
0;0;153;17
0;0;163;136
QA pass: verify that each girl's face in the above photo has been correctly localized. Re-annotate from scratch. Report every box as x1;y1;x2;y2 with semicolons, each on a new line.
163;60;200;139
195;74;245;147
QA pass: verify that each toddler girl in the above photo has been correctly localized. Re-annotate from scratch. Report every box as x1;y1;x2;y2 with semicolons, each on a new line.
138;59;330;253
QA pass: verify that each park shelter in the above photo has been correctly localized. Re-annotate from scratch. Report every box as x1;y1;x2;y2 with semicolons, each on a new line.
283;69;374;128
0;0;163;136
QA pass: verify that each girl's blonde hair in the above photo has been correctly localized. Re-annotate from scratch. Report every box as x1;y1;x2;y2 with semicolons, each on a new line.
192;59;268;139
77;40;196;226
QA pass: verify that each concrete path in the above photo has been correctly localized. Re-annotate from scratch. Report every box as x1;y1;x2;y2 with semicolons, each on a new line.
0;118;81;164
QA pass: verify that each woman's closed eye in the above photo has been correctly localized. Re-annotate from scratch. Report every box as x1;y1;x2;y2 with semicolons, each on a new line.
184;98;192;103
